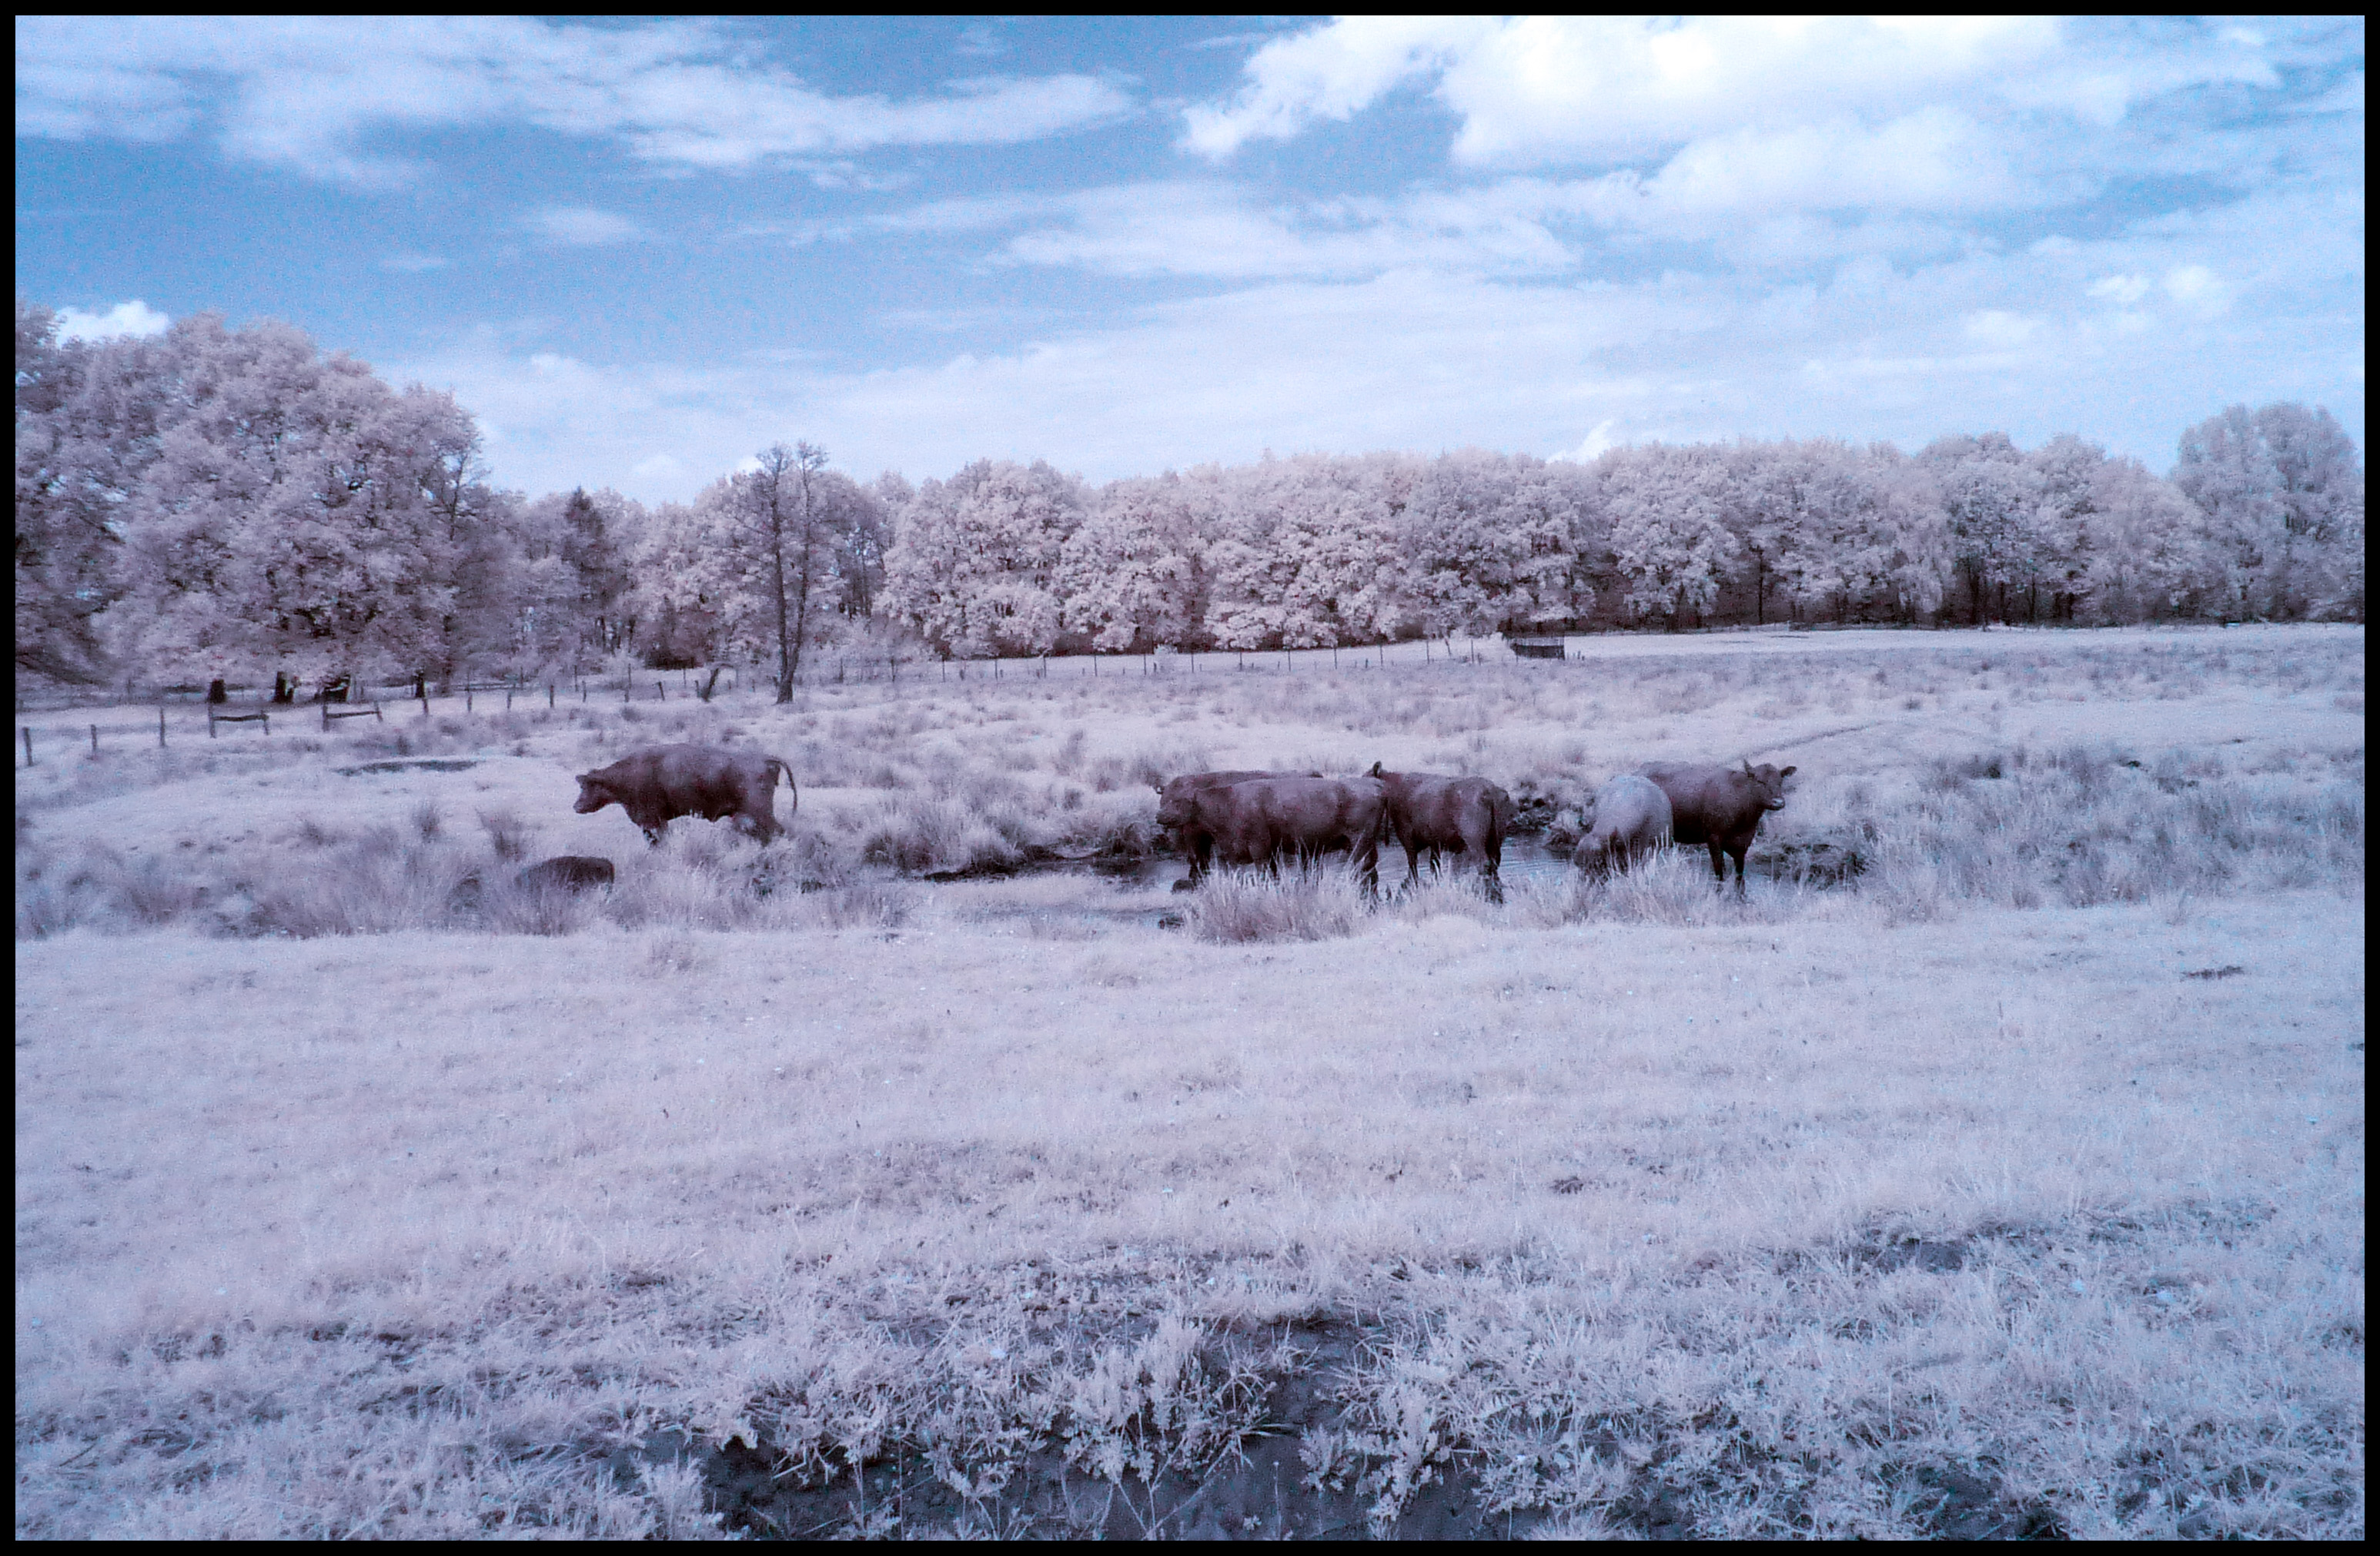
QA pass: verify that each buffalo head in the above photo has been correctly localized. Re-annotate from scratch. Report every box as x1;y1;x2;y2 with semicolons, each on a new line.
572;775;612;815
1740;760;1797;811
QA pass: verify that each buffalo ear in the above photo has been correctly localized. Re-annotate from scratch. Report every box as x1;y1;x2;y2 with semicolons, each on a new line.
1742;758;1756;776
1366;761;1382;777
1780;765;1797;778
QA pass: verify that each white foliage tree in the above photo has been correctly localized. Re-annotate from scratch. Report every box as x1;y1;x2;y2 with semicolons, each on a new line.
1922;432;2047;625
2174;403;2364;621
106;315;483;690
881;458;1085;658
1059;470;1213;651
1399;449;1580;637
1598;443;1743;627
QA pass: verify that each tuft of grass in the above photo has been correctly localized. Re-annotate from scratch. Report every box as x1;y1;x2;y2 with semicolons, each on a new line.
477;808;533;862
1183;865;1367;943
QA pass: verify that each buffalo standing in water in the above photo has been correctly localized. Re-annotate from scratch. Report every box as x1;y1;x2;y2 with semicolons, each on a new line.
1572;775;1672;878
1638;761;1796;892
1153;770;1286;887
1364;764;1516;902
1159;775;1388;895
573;744;797;846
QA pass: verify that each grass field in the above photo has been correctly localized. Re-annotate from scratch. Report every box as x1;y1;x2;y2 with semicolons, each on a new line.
14;625;2365;1537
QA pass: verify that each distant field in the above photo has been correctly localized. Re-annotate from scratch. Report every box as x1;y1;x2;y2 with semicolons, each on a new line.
15;624;2365;1537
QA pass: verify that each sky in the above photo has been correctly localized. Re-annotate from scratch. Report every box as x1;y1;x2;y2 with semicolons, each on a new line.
14;15;2365;504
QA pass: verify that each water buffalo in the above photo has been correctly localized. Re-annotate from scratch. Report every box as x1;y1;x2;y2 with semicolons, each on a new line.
516;855;616;893
1639;760;1796;892
573;744;796;846
1155;770;1287;885
1364;764;1515;903
1572;775;1672;878
1165;775;1387;895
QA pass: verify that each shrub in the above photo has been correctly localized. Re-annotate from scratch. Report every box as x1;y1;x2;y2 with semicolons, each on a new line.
1184;865;1365;943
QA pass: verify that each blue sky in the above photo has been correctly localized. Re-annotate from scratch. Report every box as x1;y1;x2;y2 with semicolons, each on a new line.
15;15;2365;503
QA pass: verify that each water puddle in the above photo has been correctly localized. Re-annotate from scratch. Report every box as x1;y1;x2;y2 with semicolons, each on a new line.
336;758;482;776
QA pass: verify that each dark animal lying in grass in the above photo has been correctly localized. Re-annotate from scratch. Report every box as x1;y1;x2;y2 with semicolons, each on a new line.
516;855;616;893
1364;763;1516;903
1162;775;1387;895
1639;760;1796;892
1572;775;1672;878
573;745;797;846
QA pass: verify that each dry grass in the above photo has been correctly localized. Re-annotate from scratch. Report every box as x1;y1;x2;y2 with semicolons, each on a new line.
12;624;2366;1536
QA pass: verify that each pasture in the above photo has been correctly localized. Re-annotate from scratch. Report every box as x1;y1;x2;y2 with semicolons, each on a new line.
15;625;2366;1537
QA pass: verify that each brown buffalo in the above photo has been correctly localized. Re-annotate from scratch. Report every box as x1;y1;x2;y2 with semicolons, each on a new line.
1166;775;1387;895
1572;775;1672;878
1639;760;1796;892
573;744;797;846
1364;764;1516;903
1155;770;1288;885
516;855;616;892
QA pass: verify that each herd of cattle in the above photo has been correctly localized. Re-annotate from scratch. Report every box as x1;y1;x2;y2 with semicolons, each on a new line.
1154;760;1795;898
559;741;1798;899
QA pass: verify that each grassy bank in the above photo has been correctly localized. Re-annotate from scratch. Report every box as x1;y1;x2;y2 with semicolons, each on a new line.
14;624;2365;1536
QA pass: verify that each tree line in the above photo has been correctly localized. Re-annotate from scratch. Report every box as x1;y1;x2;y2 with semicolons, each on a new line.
15;299;2364;700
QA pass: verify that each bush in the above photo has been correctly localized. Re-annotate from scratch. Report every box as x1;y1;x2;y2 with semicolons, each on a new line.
1184;865;1366;943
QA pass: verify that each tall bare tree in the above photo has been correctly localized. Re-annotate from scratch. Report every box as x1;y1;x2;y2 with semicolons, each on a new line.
737;441;830;701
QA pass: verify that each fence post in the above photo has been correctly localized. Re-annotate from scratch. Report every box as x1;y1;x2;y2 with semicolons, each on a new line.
657;680;665;700
506;688;513;711
159;706;167;748
549;683;556;708
22;727;31;765
466;685;473;713
92;723;99;755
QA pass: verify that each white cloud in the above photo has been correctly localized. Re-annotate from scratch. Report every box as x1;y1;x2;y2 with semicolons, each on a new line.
794;181;1585;280
1186;17;2071;166
392;198;2351;506
1962;310;2043;349
1182;17;1491;158
2088;273;2153;305
525;206;643;246
2162;263;2231;317
15;17;1134;183
1580;108;2026;228
53;299;172;341
1192;17;2295;169
1558;418;1622;463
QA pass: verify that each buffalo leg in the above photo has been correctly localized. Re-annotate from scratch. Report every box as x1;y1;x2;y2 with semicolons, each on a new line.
1706;839;1728;885
1402;838;1423;893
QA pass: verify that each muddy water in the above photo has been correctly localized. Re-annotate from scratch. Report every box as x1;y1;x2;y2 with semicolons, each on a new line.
990;835;1577;895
